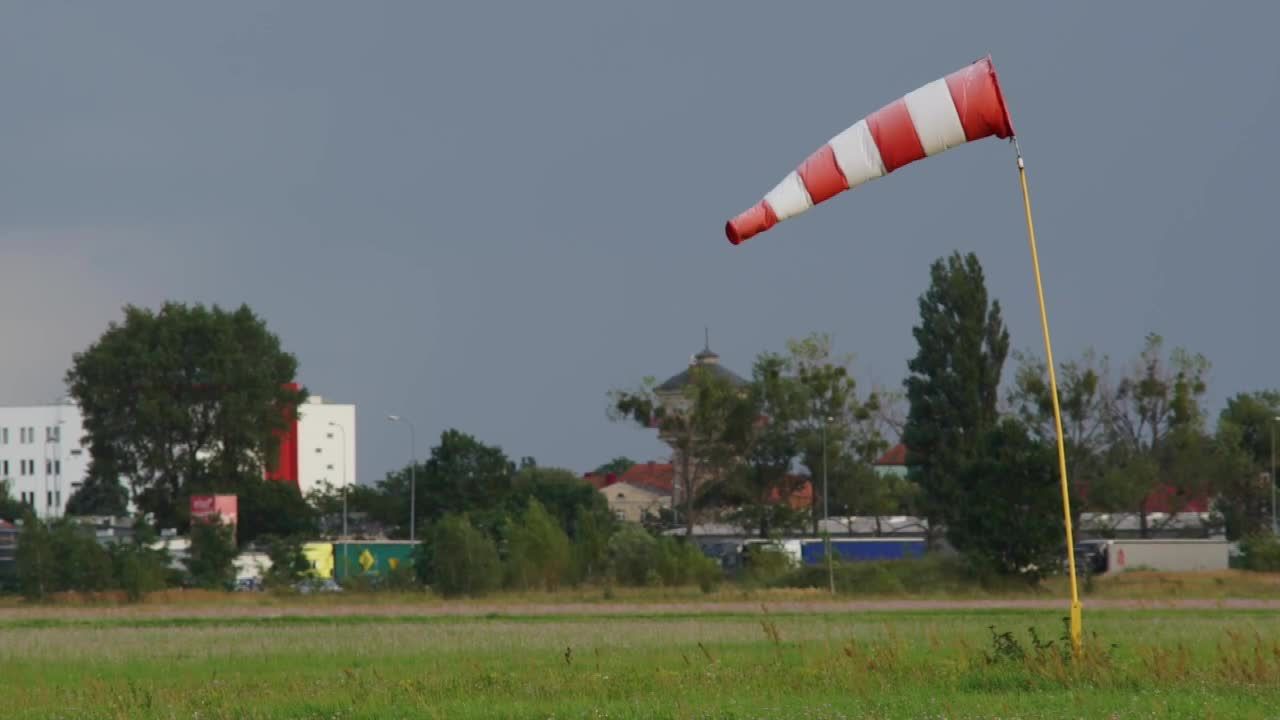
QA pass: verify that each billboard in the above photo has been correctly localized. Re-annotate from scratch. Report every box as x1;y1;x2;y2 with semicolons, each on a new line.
190;494;238;527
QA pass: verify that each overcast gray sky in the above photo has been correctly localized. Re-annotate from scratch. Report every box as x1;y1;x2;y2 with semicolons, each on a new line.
2;2;1277;484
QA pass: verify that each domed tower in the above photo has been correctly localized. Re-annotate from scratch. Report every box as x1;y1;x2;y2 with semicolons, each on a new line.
651;331;746;510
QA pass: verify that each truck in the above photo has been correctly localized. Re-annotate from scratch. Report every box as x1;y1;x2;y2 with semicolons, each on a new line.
801;537;926;565
1074;538;1229;576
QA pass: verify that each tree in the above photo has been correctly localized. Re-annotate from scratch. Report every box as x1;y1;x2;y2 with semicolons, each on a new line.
421;514;502;597
261;534;312;589
64;473;129;517
947;419;1063;580
593;457;636;476
707;352;809;538
1100;334;1211;535
787;333;901;534
1009;348;1110;523
191;477;315;548
109;535;169;602
187;521;238;590
505;499;572;591
15;514;55;600
507;465;612;539
1215;392;1280;538
50;521;114;593
903;252;1010;546
0;480;26;523
570;504;612;584
66;302;305;531
611;367;747;537
374;430;516;537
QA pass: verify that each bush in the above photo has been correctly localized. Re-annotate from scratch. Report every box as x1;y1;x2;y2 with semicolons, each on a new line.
110;542;169;602
505;499;571;591
743;545;795;586
187;522;238;590
261;535;312;589
426;514;502;597
608;525;658;586
606;526;721;590
1239;534;1280;571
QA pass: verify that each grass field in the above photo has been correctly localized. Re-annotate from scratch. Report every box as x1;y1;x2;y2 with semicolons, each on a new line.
2;595;1280;719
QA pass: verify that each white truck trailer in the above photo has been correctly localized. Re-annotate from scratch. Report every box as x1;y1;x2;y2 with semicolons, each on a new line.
1075;538;1229;576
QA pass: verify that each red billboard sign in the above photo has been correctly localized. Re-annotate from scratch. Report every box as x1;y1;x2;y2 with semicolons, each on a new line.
190;495;238;527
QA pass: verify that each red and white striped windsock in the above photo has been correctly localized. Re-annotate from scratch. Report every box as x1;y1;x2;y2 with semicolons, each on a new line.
725;56;1014;245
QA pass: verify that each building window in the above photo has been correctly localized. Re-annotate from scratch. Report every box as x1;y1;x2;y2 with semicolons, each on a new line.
46;460;52;475
46;426;58;442
327;464;334;470
55;460;61;475
46;491;52;508
1;460;7;475
1;428;7;444
315;447;323;454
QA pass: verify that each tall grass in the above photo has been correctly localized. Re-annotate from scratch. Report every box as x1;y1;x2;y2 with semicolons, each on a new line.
0;609;1277;718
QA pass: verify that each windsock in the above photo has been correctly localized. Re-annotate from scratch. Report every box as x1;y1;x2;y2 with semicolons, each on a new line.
725;56;1014;245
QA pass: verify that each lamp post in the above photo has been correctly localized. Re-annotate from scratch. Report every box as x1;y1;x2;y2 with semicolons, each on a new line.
328;421;348;578
822;415;834;596
387;415;417;542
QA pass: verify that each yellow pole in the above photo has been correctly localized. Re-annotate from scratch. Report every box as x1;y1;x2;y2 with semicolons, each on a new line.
1015;140;1082;655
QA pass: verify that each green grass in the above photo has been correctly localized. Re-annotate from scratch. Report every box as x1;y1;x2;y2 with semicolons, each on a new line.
2;607;1279;718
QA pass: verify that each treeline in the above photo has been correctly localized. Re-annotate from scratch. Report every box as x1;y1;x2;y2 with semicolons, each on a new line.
319;431;720;596
605;252;1280;580
6;515;307;600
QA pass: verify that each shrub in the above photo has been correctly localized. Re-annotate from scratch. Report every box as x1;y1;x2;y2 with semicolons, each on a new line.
187;522;238;590
772;555;989;595
110;541;169;602
607;525;658;586
505;499;571;591
426;514;502;597
1239;534;1280;571
261;535;312;589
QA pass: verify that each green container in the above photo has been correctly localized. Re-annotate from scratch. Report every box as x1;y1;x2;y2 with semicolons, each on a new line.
331;541;418;581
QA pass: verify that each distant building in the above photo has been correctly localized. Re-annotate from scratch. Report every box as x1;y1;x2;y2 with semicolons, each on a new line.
585;462;673;523
0;400;89;519
873;443;908;479
1;390;355;517
269;395;357;497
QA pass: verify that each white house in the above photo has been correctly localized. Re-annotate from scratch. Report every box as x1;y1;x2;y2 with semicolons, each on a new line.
294;396;357;497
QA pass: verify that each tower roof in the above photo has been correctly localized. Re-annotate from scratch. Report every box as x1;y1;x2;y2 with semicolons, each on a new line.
656;332;745;393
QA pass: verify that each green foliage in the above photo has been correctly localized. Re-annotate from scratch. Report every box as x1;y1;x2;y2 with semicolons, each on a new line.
606;524;659;586
109;539;169;602
1238;534;1280;571
187;522;238;590
0;480;27;523
65;475;130;518
610;365;749;536
569;505;613;584
66;302;305;531
192;478;316;548
507;465;612;540
50;521;114;593
947;419;1065;580
903;252;1009;546
743;545;795;585
423;514;502;597
15;515;56;600
505;499;572;591
370;430;516;537
593;457;636;476
261;535;311;589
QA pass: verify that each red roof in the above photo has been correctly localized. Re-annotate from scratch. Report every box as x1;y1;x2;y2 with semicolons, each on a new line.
875;443;908;466
585;462;674;495
768;476;814;510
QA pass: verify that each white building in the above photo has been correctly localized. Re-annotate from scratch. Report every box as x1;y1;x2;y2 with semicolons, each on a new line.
0;401;89;519
0;393;356;516
294;396;357;497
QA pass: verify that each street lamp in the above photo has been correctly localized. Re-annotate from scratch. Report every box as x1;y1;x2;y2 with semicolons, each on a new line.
822;415;834;596
328;421;349;578
387;415;417;542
